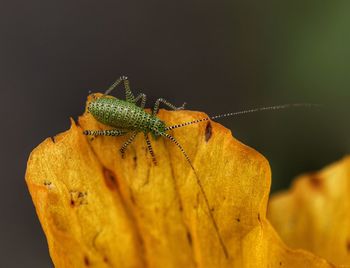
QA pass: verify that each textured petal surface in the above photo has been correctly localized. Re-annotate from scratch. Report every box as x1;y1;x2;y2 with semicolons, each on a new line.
26;94;335;267
268;156;350;267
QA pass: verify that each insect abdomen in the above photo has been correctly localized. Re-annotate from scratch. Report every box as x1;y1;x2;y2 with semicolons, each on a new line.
88;97;160;132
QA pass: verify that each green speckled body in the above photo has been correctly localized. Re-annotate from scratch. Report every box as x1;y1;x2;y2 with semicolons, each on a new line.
88;97;166;136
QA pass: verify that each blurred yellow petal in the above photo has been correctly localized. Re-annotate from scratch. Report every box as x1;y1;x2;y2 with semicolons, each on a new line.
268;156;350;266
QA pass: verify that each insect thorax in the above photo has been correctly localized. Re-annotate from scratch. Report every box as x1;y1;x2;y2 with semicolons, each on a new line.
88;97;166;135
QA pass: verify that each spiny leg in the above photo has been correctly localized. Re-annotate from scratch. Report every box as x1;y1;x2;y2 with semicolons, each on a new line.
159;131;229;258
134;93;147;108
120;131;138;158
104;76;135;102
152;98;186;115
144;133;157;165
104;76;123;95
83;129;128;136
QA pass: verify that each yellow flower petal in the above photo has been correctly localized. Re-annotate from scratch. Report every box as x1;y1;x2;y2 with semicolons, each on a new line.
268;156;350;266
26;94;336;267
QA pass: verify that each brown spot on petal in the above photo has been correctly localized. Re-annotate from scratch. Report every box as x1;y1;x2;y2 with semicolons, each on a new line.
205;122;212;142
309;173;323;189
186;231;192;246
84;255;90;266
103;168;119;191
346;239;350;252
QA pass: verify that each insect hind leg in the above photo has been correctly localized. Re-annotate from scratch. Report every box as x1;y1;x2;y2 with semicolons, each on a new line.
159;131;229;258
105;76;135;102
144;133;157;165
153;98;186;115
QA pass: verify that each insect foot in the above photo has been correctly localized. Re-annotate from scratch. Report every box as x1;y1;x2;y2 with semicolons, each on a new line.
25;98;331;268
120;149;126;159
178;102;187;110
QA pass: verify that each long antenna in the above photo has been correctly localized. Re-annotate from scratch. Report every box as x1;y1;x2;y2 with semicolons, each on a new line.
160;131;229;259
165;103;320;131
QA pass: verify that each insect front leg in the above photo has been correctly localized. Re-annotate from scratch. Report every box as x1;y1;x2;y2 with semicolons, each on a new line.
152;98;186;115
83;129;128;136
120;131;138;158
134;93;147;108
104;76;135;102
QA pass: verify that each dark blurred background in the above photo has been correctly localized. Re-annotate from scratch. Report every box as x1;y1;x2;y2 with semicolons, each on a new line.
0;0;349;267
